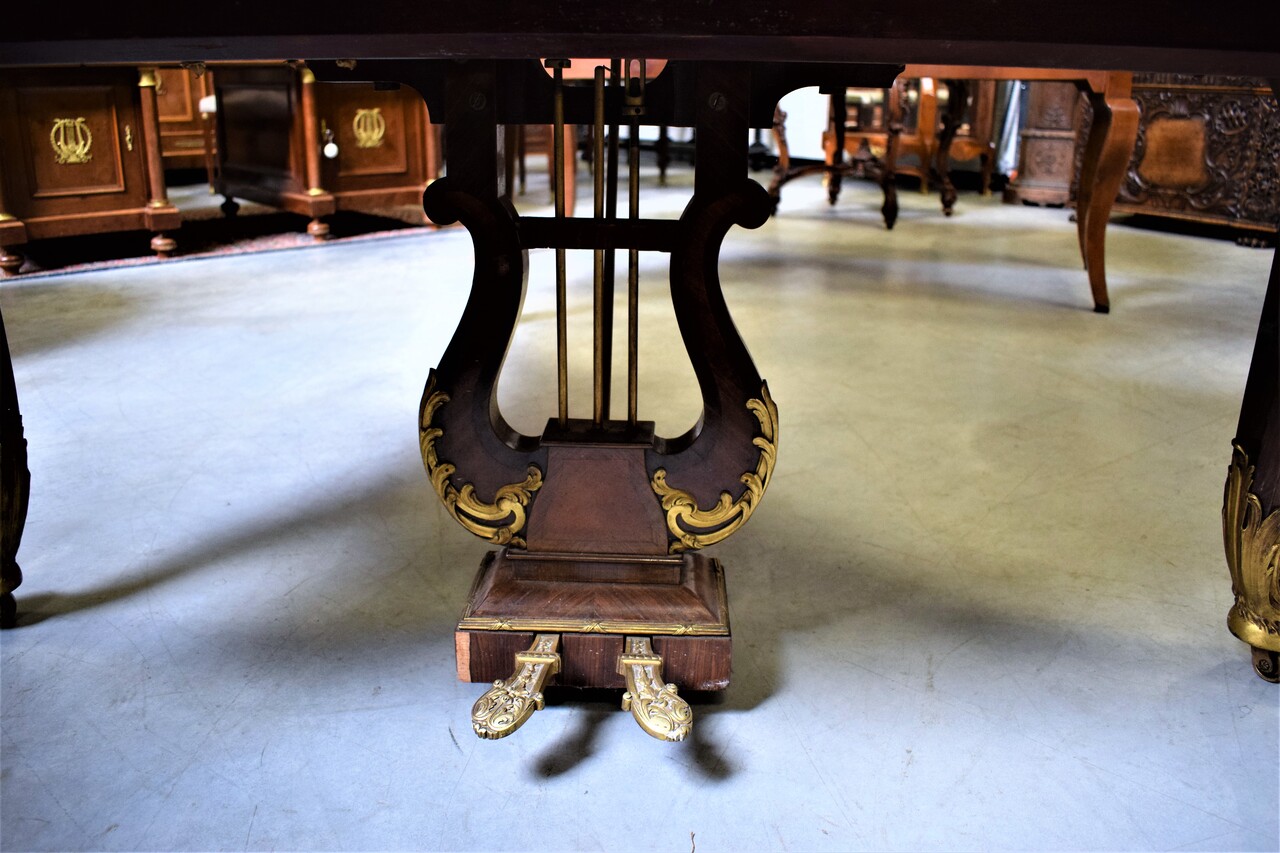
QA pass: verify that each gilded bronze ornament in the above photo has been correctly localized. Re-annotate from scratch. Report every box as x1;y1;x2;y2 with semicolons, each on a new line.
419;376;543;547
352;108;387;148
651;383;778;552
471;634;561;739
1222;443;1280;681
618;636;693;741
49;117;92;165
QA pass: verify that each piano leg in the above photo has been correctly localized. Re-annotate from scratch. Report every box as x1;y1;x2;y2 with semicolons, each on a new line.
0;305;29;629
1223;234;1280;683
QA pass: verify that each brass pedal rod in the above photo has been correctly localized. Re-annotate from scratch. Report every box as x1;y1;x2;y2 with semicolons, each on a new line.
618;635;693;742
599;58;621;423
625;59;645;424
471;633;562;739
548;58;570;426
592;64;607;426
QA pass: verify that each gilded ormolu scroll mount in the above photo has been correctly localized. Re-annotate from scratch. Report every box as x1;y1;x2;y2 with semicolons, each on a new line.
419;375;543;548
471;634;561;739
1223;443;1280;682
618;636;693;742
651;382;778;553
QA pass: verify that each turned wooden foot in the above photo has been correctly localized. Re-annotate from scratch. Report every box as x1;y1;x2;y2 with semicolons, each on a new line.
220;197;240;218
0;248;23;276
150;233;176;258
307;218;330;239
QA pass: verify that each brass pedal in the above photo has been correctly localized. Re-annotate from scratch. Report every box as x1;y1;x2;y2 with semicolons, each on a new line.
470;634;561;739
618;636;693;742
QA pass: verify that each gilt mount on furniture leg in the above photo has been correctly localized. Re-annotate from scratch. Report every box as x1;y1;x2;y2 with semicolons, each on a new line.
312;56;898;739
1223;104;1280;682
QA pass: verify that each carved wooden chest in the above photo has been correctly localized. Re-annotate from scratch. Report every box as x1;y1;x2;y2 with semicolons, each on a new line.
1113;74;1279;239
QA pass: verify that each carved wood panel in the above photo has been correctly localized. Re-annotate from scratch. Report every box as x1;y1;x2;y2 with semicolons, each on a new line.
1072;74;1278;236
1005;81;1081;206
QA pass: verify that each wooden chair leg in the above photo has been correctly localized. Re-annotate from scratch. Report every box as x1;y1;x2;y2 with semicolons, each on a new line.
1076;80;1139;313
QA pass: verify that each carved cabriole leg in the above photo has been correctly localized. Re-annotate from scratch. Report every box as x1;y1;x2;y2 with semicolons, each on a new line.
0;306;29;628
1224;81;1280;681
1074;74;1139;314
934;79;967;217
880;77;904;230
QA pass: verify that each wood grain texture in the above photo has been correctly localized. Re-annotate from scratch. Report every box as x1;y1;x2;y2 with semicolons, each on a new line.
459;549;728;631
457;630;732;690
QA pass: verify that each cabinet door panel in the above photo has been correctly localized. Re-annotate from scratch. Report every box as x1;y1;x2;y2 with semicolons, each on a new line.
18;86;127;199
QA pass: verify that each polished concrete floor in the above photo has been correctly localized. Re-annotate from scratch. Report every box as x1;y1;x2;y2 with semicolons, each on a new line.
1;169;1278;851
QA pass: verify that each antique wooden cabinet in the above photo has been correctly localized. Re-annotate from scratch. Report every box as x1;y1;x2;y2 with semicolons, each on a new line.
215;65;439;237
1004;81;1081;206
0;67;180;274
150;65;217;174
1111;74;1279;240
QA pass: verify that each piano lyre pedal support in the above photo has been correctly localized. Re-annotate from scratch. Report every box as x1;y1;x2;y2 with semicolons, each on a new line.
308;57;901;738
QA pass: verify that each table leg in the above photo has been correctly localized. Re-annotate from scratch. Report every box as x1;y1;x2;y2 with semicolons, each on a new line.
1223;246;1280;683
934;79;967;217
0;306;29;628
826;90;846;206
1222;81;1280;683
1073;81;1139;314
766;104;791;211
880;78;904;230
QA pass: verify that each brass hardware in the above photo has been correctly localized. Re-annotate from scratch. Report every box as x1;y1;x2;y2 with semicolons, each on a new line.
137;70;158;89
320;120;339;159
618;637;692;742
471;634;561;739
124;125;133;152
306;188;326;197
0;214;15;222
419;373;543;547
459;616;727;636
547;58;570;425
299;67;317;85
652;383;778;551
1222;444;1280;674
626;59;645;424
352;108;386;148
592;64;607;426
49;118;93;164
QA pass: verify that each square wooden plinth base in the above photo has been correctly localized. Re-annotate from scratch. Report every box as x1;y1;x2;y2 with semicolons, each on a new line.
454;548;732;691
